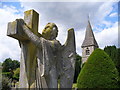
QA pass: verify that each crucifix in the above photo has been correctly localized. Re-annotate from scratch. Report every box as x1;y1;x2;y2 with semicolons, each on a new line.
7;9;76;89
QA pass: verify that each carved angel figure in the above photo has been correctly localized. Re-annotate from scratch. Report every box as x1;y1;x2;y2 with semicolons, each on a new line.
20;20;76;88
7;10;76;88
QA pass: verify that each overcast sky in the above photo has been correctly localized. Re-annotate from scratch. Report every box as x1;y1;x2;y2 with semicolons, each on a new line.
0;0;119;62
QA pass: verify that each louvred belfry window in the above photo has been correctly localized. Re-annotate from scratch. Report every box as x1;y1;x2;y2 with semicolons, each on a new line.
86;48;90;55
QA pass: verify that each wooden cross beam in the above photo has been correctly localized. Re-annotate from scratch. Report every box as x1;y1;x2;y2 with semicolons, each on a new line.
7;9;39;88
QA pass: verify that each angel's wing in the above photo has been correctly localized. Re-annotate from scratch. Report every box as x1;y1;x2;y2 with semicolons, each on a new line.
60;28;76;88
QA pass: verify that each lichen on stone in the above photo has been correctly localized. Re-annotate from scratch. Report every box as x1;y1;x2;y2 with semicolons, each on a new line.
24;10;32;17
42;23;57;40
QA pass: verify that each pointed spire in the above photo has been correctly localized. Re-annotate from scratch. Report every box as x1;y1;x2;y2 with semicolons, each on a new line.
81;18;98;48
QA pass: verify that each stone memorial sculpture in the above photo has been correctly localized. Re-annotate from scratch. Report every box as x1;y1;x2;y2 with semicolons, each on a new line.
7;9;76;89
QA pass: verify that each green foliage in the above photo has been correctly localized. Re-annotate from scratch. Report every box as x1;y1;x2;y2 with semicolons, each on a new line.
104;46;120;87
77;48;119;88
2;58;20;84
104;46;117;65
2;76;11;90
119;76;120;87
0;62;2;66
116;48;120;74
73;54;82;83
2;72;13;79
13;68;20;80
12;60;20;70
72;83;77;88
82;62;86;68
117;48;120;86
104;46;120;75
2;58;20;72
2;58;13;72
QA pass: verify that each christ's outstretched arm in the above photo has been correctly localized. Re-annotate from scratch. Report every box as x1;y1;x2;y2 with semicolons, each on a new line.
22;23;43;47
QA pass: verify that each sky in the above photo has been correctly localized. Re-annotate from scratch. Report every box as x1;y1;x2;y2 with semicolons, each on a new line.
0;0;119;62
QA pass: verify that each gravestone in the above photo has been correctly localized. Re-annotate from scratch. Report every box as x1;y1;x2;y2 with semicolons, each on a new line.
7;9;76;89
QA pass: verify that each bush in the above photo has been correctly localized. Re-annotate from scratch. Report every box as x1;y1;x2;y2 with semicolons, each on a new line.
2;76;11;90
73;54;82;83
13;68;20;81
77;48;119;88
2;72;13;79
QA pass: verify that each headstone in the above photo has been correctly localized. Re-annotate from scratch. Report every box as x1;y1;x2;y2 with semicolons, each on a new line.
7;9;76;89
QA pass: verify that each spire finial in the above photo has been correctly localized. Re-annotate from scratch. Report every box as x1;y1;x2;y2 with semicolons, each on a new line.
88;13;90;21
87;14;91;25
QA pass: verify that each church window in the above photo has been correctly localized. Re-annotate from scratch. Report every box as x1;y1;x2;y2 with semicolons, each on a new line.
86;48;90;55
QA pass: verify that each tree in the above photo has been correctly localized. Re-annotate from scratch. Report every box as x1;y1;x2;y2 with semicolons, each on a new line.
0;62;2;66
77;48;119;88
2;76;11;90
12;60;20;70
104;46;117;65
2;58;13;72
2;58;20;81
2;58;20;72
117;48;120;86
73;54;82;83
116;48;120;74
104;46;120;75
13;68;20;81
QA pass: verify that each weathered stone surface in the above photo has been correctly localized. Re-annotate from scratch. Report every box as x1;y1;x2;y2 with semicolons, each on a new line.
7;19;28;41
24;9;39;34
81;20;99;64
22;23;76;88
19;10;39;88
7;10;39;88
7;9;76;89
60;28;76;88
81;20;98;48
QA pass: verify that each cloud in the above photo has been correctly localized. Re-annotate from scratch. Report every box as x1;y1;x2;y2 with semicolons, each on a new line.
19;2;117;46
18;0;119;2
95;22;118;49
19;2;117;29
109;12;118;17
0;1;118;62
0;5;23;62
20;2;107;29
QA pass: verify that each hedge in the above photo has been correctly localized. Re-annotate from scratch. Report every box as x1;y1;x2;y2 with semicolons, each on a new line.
77;48;119;88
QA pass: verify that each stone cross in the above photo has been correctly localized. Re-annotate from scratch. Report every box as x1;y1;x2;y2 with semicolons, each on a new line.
7;9;76;89
7;10;39;88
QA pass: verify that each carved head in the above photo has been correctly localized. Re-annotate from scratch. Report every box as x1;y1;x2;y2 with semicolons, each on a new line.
42;23;58;40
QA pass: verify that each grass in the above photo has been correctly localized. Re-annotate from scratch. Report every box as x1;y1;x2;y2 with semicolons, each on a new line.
58;83;77;88
72;83;77;88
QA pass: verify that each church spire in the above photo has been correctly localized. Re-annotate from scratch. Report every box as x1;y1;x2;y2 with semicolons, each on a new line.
81;16;99;64
81;18;98;48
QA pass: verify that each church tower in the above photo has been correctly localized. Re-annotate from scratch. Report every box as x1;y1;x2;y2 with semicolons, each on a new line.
81;19;99;64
